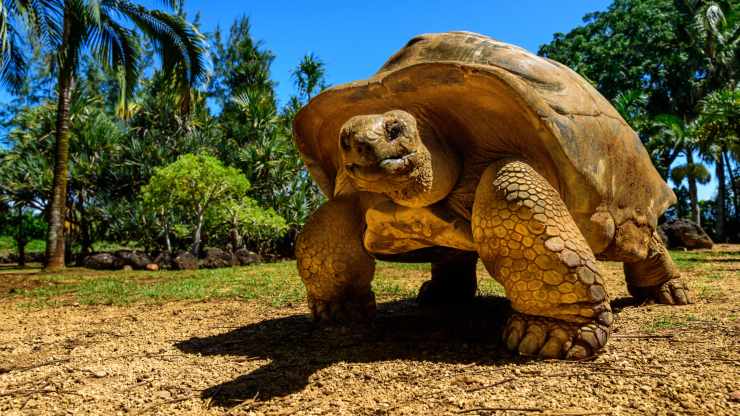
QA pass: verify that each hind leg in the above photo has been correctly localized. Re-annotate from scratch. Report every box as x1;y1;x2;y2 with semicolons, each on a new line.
417;250;478;305
296;196;376;323
624;232;693;305
473;160;613;359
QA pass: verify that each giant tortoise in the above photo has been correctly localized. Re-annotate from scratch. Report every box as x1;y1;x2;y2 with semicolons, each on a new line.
292;31;692;359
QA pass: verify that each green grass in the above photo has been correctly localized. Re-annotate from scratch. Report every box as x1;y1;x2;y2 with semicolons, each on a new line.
13;260;463;308
644;314;700;333
11;259;507;309
670;249;740;269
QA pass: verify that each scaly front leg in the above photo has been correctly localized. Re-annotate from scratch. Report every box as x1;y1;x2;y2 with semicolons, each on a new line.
296;196;376;323
473;160;613;359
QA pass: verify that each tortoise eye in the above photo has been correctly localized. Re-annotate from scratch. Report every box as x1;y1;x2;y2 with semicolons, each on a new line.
340;131;352;150
386;121;404;141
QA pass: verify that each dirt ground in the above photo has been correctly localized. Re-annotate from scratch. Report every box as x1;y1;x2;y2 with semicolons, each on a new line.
0;246;738;415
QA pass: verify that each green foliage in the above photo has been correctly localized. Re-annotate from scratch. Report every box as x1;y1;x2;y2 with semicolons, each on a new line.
207;20;325;227
142;153;250;215
292;53;327;101
140;153;284;254
539;0;702;117
205;196;287;253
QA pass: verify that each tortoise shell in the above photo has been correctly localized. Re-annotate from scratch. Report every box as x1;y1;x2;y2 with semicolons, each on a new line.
293;31;675;245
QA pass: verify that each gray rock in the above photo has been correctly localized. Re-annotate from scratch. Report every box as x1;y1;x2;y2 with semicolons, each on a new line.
83;253;124;270
115;250;152;270
234;248;262;266
660;219;713;250
199;248;236;269
173;252;198;270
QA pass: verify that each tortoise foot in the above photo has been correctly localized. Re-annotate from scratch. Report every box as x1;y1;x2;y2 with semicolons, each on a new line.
503;313;610;360
417;279;476;306
628;278;693;305
308;292;376;324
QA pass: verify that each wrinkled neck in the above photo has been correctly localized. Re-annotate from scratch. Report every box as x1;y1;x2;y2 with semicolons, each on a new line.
389;129;461;207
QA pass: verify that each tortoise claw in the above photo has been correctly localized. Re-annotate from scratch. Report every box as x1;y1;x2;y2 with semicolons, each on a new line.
629;278;693;305
503;313;610;360
307;292;376;324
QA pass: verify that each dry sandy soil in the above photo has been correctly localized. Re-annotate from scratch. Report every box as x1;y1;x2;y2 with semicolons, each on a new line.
0;246;738;415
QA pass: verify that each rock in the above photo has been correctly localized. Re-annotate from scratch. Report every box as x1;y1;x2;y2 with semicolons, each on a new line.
659;219;713;250
153;252;174;270
122;265;133;271
173;252;198;270
145;263;159;271
83;253;124;270
657;226;669;246
115;250;152;270
199;247;236;269
234;248;262;266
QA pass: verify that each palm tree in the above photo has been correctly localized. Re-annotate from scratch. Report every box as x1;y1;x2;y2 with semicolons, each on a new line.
680;0;738;92
652;115;711;225
291;53;326;103
613;89;649;131
0;0;207;270
695;86;740;241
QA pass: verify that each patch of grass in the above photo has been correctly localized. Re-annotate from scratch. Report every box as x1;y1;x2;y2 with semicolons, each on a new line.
14;260;434;308
644;314;700;333
704;273;724;281
697;284;722;301
478;278;505;296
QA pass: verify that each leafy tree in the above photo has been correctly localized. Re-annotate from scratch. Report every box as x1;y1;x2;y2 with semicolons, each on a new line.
205;196;287;253
230;93;324;226
0;209;46;266
140;153;250;255
292;53;326;102
0;0;208;270
210;16;275;106
677;0;739;92
539;0;705;121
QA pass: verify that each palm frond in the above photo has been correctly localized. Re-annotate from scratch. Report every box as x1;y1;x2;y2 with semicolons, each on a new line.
88;9;140;99
0;26;27;94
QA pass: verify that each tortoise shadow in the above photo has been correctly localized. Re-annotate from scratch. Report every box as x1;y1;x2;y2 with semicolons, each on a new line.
175;295;638;407
175;296;516;407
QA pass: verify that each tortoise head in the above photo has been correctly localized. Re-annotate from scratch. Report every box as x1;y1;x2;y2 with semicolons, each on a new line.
339;110;460;207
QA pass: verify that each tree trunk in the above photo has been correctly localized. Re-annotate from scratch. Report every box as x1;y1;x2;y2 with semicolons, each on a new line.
715;153;727;242
79;191;92;257
686;150;700;226
230;215;241;250
164;221;172;254
723;151;739;224
45;15;75;271
16;206;26;267
18;240;27;267
191;212;204;256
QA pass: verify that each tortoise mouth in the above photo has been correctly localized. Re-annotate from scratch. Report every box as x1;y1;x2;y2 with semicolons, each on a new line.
378;151;417;174
346;151;419;182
